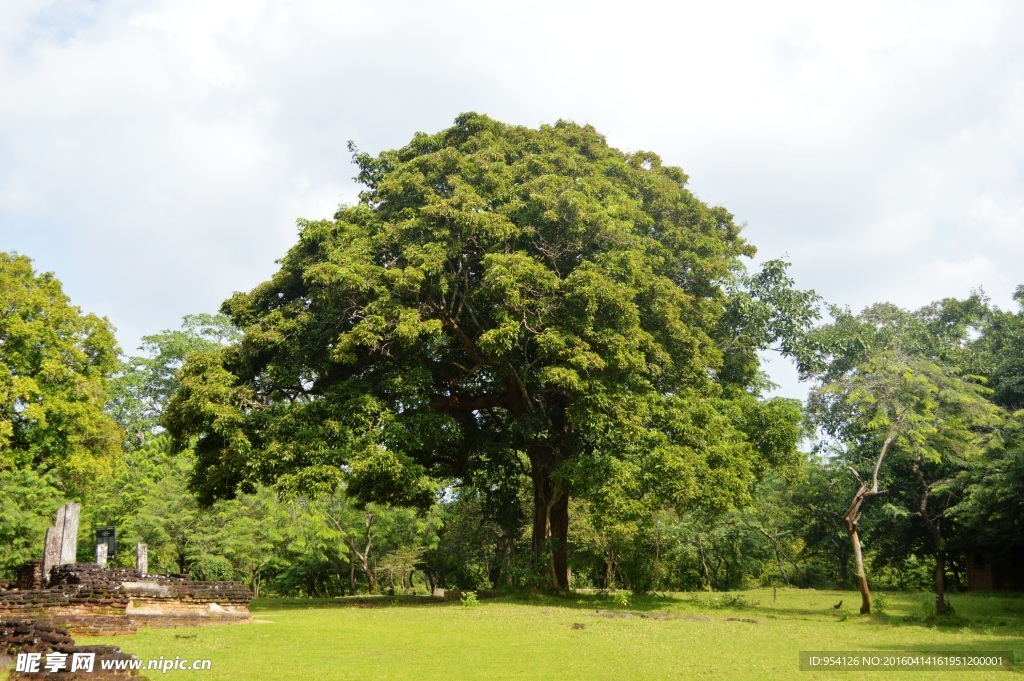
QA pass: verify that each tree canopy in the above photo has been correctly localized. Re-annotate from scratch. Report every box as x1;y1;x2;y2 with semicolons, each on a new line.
0;252;121;493
165;113;809;587
803;297;1003;613
107;313;240;448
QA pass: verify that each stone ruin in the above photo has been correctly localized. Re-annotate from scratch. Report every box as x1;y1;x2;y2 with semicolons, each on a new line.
2;562;253;636
0;503;253;679
0;503;252;634
0;619;144;680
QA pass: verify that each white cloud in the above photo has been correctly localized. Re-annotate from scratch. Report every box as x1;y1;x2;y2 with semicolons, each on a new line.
1;0;1022;387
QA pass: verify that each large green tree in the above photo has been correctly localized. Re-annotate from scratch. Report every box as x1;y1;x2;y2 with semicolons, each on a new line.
165;114;806;587
0;252;121;493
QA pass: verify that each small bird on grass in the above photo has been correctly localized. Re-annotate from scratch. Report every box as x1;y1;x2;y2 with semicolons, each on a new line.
833;600;843;609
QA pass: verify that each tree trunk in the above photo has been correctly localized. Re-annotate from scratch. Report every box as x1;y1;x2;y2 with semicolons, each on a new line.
697;535;713;592
653;525;661;589
849;525;871;614
831;537;849;588
934;550;947;615
911;459;948;615
755;526;795;585
177;545;189;575
843;422;901;615
604;548;615;589
361;556;375;593
488;555;502;588
529;447;569;589
346;511;375;593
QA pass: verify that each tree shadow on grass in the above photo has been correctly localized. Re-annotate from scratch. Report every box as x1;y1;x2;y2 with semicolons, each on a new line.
252;589;1024;635
252;595;446;612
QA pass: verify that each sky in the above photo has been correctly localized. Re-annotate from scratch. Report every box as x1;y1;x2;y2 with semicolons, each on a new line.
2;0;1023;400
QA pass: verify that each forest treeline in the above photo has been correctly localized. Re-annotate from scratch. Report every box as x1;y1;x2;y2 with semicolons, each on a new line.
3;251;1021;603
2;117;1022;613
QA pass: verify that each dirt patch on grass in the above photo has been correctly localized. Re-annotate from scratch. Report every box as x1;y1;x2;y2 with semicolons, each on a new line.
592;609;712;622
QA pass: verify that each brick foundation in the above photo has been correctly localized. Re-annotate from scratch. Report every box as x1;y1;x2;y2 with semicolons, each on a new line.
0;563;252;636
0;618;146;680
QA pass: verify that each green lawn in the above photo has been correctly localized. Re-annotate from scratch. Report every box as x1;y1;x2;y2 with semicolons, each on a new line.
78;589;1023;680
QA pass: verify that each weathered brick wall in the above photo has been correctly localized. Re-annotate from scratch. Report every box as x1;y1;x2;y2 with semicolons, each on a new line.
0;563;252;635
47;564;143;589
0;618;147;680
0;595;134;637
47;565;251;605
1;584;131;613
15;562;44;591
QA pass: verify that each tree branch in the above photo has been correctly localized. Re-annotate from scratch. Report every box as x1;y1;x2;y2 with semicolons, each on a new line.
429;392;512;413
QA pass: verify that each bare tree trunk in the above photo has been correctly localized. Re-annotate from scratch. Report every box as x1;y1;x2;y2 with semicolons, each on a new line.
755;525;799;584
911;458;950;615
697;535;713;592
844;420;901;615
345;511;376;593
848;524;871;614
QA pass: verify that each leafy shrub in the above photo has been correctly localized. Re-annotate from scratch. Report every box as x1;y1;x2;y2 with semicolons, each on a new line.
190;554;235;581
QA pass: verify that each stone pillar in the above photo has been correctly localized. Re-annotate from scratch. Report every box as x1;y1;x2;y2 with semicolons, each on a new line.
95;542;108;568
42;527;61;583
136;543;148;576
40;502;82;584
55;502;81;565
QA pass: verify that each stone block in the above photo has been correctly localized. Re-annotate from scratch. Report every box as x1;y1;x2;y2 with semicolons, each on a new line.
42;528;61;584
57;502;81;565
135;544;147;576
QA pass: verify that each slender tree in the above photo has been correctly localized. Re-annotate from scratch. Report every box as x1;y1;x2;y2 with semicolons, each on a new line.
805;299;1001;614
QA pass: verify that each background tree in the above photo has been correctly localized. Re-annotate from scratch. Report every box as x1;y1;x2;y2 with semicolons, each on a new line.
107;313;239;448
0;468;64;575
165;114;811;588
115;435;200;573
0;252;122;495
972;285;1024;411
787;459;857;588
951;413;1024;551
422;484;529;591
804;298;1002;614
951;289;1024;556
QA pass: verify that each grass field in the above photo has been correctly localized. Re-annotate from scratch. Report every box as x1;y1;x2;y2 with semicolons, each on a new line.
72;589;1024;679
